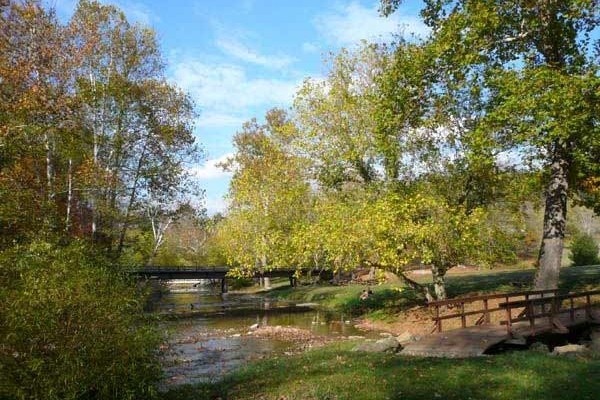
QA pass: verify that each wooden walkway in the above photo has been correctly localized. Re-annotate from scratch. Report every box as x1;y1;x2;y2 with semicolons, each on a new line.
401;289;600;358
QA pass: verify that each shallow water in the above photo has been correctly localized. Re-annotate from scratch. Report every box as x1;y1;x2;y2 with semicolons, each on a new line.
154;282;373;386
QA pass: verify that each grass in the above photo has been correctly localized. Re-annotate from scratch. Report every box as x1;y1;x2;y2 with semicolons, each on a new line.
266;281;423;318
162;341;600;400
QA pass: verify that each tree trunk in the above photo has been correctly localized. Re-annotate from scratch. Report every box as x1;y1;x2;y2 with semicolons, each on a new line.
397;270;434;303
89;72;98;240
368;266;376;280
65;158;73;232
44;131;54;200
431;263;447;300
534;148;569;290
116;145;147;256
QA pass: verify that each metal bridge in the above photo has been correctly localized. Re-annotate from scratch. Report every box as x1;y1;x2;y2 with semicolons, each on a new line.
132;266;310;292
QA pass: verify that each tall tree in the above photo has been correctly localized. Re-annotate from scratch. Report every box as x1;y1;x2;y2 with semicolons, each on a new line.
381;0;600;290
294;45;387;187
0;0;201;260
218;109;310;281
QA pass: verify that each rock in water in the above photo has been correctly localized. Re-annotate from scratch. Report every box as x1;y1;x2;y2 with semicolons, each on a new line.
249;323;259;330
353;337;401;353
552;344;588;356
396;331;417;345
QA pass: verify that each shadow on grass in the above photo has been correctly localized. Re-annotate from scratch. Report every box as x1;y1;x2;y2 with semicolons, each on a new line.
162;344;600;400
443;265;600;298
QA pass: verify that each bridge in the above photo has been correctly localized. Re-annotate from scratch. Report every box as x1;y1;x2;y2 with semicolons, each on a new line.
132;266;311;293
401;288;600;358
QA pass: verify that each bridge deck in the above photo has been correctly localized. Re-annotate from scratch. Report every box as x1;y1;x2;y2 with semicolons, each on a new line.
401;309;597;358
132;267;304;280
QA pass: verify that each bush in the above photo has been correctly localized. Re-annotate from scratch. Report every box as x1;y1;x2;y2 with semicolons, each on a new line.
0;241;162;400
570;233;600;266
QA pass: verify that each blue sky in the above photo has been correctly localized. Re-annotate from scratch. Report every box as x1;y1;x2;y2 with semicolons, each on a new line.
52;0;427;214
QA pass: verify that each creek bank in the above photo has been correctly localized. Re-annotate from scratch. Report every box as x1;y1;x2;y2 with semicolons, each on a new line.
159;304;317;320
154;285;378;387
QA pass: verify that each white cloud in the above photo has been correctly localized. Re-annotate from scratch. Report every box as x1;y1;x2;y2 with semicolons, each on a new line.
189;153;234;180
170;58;301;129
215;37;296;69
314;1;429;46
204;195;229;215
197;113;247;128
302;42;320;54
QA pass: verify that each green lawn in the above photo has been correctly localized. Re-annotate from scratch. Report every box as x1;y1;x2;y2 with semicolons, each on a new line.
162;341;600;400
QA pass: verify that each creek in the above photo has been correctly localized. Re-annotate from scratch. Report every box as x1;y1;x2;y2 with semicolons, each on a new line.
150;281;375;386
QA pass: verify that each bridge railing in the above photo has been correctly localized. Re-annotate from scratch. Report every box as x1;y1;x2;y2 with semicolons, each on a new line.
499;289;600;336
136;265;230;272
428;289;558;333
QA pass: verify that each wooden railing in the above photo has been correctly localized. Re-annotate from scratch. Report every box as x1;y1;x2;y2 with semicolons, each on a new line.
499;289;600;336
428;289;559;333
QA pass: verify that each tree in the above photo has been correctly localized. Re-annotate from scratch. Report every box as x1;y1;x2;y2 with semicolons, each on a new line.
70;1;200;256
0;1;201;397
294;44;388;187
0;1;77;243
289;41;523;299
218;109;310;282
292;188;516;300
0;0;201;258
381;0;600;290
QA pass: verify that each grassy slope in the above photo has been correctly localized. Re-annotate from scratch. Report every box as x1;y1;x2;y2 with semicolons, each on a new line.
266;265;600;316
163;341;600;400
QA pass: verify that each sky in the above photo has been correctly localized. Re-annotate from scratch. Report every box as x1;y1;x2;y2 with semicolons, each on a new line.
51;0;427;214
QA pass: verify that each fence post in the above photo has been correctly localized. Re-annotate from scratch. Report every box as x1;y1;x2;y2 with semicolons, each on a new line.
505;302;512;336
586;294;592;321
461;302;466;328
528;300;535;336
483;298;490;324
435;305;442;332
221;278;228;294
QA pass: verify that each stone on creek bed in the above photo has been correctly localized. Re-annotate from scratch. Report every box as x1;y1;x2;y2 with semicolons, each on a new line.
552;344;588;356
248;325;315;341
353;336;402;353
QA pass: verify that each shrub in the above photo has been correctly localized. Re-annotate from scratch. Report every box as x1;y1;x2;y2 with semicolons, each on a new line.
0;241;162;400
570;233;600;266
